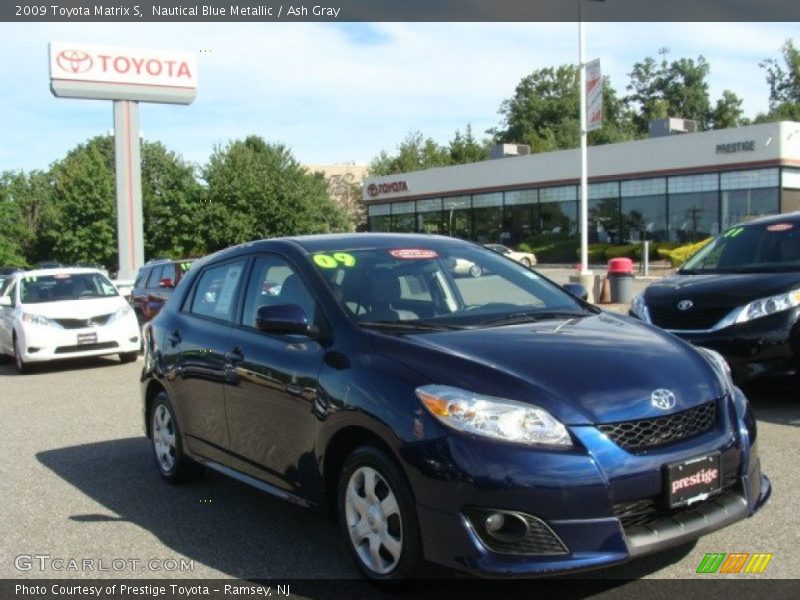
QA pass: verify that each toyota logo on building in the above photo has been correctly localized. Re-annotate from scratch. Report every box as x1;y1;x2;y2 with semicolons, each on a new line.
367;184;379;197
56;49;94;74
677;299;694;311
651;389;677;410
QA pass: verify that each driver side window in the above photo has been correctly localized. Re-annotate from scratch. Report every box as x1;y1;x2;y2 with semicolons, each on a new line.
241;256;316;330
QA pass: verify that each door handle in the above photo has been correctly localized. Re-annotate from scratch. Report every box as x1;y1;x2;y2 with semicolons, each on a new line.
225;346;245;365
168;330;182;344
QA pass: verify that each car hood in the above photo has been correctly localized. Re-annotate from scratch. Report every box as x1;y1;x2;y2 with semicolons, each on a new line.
644;272;800;309
369;312;723;425
20;297;126;319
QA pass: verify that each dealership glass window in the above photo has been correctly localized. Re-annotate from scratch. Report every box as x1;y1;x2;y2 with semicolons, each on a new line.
416;198;443;234
391;201;416;233
368;203;391;233
443;196;472;239
472;193;503;243
719;169;780;228
504;189;537;244
538;185;577;235
588;182;620;244
621;178;668;242
621;195;668;242
668;191;719;243
668;173;718;195
782;168;800;190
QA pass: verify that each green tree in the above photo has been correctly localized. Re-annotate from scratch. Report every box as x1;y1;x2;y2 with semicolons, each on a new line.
627;54;744;132
491;65;635;152
0;170;56;265
755;39;800;123
202;135;351;251
49;136;118;268
0;172;29;266
369;131;451;176
141;142;207;259
448;124;490;164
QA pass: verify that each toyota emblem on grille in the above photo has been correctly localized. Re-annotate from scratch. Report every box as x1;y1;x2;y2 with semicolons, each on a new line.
651;389;677;410
677;299;694;311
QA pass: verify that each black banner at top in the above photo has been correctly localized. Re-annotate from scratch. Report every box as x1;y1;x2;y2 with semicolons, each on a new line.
3;0;800;22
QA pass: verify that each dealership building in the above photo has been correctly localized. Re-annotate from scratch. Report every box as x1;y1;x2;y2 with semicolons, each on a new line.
363;121;800;246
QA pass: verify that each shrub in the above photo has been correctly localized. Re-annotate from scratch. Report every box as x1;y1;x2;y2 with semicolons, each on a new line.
658;237;713;267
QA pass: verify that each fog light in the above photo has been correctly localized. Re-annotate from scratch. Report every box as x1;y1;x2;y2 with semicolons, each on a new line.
485;513;505;533
130;337;139;343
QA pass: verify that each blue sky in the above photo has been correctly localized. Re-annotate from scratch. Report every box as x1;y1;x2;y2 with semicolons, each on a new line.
0;22;796;173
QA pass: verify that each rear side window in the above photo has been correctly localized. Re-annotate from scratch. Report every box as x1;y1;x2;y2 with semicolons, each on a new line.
146;265;164;287
189;260;247;322
134;267;150;288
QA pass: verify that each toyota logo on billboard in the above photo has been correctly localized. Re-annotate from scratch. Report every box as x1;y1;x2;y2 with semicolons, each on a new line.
56;49;93;74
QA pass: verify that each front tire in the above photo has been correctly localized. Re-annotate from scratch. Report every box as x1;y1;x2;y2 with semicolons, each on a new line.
520;257;532;268
338;446;423;581
13;336;28;374
119;351;138;364
149;391;203;483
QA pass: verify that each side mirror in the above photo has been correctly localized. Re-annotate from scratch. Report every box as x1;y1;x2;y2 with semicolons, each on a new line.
563;283;589;301
0;296;11;307
159;277;175;288
255;304;318;337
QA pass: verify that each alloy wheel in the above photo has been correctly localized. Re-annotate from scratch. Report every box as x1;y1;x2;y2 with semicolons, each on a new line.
152;404;177;473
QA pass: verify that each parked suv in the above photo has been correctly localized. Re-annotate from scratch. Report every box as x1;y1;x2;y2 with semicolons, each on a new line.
130;259;195;324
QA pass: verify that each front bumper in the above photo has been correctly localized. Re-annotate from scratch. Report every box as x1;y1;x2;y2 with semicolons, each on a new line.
17;317;140;363
635;307;800;382
404;392;770;577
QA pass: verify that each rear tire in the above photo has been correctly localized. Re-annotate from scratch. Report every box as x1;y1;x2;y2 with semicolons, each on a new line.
338;446;423;581
520;257;532;268
149;391;203;483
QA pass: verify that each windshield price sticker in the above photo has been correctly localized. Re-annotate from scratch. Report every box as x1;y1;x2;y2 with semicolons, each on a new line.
389;249;439;260
723;227;745;238
313;252;356;269
766;223;794;232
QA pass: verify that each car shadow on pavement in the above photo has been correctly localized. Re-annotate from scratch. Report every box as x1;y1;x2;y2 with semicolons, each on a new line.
742;380;800;428
37;437;695;586
0;355;131;376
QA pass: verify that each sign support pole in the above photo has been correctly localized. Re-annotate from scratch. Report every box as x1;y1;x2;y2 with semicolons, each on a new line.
113;100;144;281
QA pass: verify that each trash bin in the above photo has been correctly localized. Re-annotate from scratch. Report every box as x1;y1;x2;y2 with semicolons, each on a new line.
607;258;634;304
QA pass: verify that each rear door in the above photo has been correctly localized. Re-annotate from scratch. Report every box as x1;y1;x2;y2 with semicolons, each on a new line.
167;258;247;454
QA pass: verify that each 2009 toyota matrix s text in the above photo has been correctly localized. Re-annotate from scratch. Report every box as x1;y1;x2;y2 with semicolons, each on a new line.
140;234;770;580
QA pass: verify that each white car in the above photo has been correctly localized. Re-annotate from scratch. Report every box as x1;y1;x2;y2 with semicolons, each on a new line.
484;244;538;267
0;268;140;373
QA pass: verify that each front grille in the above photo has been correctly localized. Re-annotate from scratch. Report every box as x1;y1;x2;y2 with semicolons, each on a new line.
614;482;740;532
648;306;731;331
597;400;717;452
54;314;113;329
54;342;118;354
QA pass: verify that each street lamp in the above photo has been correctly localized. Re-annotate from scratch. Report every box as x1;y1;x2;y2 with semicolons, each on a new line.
578;0;605;281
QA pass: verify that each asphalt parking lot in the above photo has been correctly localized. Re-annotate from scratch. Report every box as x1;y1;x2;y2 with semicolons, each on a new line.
0;354;798;581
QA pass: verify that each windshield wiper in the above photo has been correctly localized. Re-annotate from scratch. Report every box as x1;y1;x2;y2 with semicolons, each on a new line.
358;320;461;332
480;309;590;327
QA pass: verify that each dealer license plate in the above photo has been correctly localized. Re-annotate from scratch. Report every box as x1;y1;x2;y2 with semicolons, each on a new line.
666;453;721;508
77;332;97;345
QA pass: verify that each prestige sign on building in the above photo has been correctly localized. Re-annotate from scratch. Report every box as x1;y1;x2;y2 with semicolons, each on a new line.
49;41;197;280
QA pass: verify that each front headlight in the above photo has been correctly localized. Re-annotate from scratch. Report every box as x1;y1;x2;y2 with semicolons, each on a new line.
630;293;650;322
415;384;572;447
696;346;734;396
108;304;132;323
21;312;62;328
733;288;800;324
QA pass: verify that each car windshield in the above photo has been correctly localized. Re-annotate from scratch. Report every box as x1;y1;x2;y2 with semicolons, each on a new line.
19;272;119;304
309;244;592;330
682;221;800;274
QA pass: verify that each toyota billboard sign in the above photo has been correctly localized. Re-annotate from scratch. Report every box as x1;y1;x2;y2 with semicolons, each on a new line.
49;41;197;104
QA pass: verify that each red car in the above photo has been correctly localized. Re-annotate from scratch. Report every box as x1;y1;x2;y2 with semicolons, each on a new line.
130;259;195;324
